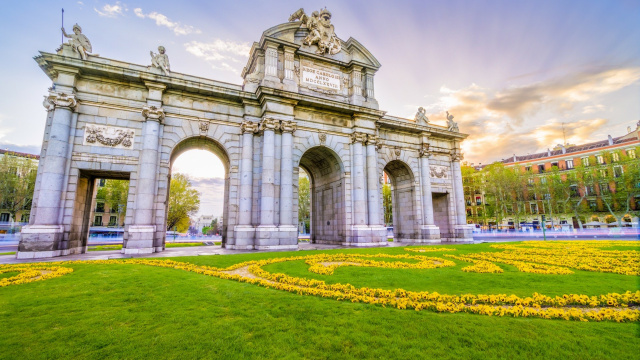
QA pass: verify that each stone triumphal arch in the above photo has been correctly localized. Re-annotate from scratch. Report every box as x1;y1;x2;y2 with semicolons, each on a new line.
17;9;472;259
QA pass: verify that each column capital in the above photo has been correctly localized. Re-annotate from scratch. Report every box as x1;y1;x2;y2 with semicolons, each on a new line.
141;105;165;122
366;134;378;146
259;117;280;132
450;149;464;161
240;120;259;134
46;92;77;110
419;143;431;157
280;120;297;134
350;131;368;144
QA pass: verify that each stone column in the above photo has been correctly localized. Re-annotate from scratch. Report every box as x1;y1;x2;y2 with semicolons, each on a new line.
365;135;381;226
351;132;368;226
419;143;440;241
451;147;473;241
256;118;280;248
278;120;298;245
238;121;258;225
17;93;77;259
126;105;164;254
232;120;259;249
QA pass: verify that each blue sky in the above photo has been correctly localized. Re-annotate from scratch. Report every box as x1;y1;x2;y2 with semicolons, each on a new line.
2;0;640;215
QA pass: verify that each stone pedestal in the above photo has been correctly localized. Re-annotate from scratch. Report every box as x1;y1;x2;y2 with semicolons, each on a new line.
451;224;475;243
17;225;70;259
230;226;256;250
345;225;388;247
255;225;298;250
123;225;155;254
417;225;441;243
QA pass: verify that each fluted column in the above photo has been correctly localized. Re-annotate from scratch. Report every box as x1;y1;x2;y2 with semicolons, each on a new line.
351;132;368;226
365;135;381;225
419;144;435;226
33;93;77;225
451;149;467;226
133;106;164;226
279;120;296;226
238;121;258;225
259;118;280;226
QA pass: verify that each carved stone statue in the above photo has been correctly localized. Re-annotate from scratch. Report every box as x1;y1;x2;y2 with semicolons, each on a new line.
289;8;341;55
446;111;459;132
150;46;170;75
61;24;97;60
414;107;429;124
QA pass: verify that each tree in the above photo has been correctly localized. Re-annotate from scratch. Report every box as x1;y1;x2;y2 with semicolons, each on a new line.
593;151;640;226
298;174;310;233
382;183;392;226
96;179;129;226
0;154;38;222
167;173;200;232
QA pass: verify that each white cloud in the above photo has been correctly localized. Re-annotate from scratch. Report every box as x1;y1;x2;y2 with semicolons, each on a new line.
94;2;125;18
184;40;251;73
134;8;200;36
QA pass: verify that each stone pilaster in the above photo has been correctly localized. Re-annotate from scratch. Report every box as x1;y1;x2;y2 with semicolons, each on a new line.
282;48;297;92
256;117;281;248
451;147;473;242
350;132;368;226
17;92;77;259
365;135;381;226
418;143;440;241
232;120;259;249
126;101;165;254
278;120;298;245
349;66;365;106
262;44;280;87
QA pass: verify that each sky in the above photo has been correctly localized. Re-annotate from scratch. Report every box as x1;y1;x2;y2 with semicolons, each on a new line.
2;0;639;216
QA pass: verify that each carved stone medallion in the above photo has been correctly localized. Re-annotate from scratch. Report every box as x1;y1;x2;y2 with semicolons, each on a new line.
199;121;209;134
430;165;448;179
83;124;135;149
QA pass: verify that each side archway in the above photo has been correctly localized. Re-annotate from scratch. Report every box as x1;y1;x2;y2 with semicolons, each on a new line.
383;160;420;241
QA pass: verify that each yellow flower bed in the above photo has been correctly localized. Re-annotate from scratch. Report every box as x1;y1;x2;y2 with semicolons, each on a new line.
1;243;638;323
404;247;458;253
443;254;504;273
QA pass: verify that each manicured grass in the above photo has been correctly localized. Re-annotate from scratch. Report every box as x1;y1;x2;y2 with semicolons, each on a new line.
0;252;15;255
0;242;638;359
89;242;206;251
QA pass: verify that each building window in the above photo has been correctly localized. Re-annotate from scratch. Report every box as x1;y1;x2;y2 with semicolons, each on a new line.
544;193;551;200
0;213;9;222
540;177;547;184
614;165;623;178
581;157;589;166
589;200;597;210
586;185;595;196
94;216;102;226
528;178;534;186
20;213;29;223
95;202;105;213
596;155;605;164
600;183;610;195
524;166;531;172
537;164;545;173
551;162;559;169
570;185;579;197
600;169;608;177
612;153;620;162
566;159;574;169
108;216;117;226
530;203;538;214
628;149;636;159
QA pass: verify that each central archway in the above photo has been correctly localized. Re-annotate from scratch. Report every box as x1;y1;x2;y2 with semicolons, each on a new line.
163;136;230;247
383;160;420;241
297;146;346;244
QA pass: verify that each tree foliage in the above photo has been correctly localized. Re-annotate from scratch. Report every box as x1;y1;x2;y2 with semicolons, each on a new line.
167;173;200;232
96;179;129;225
0;154;37;221
298;173;310;232
382;183;392;226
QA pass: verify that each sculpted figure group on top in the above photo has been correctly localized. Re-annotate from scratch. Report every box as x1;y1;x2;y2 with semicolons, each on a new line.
289;8;342;55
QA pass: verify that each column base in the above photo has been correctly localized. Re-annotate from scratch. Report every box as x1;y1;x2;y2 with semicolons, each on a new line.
345;225;387;246
231;225;256;249
123;225;156;255
254;244;299;251
16;225;78;259
419;225;441;240
446;225;475;243
255;225;299;249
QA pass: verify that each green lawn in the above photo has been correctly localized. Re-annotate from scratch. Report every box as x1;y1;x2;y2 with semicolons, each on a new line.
0;251;15;255
0;242;638;359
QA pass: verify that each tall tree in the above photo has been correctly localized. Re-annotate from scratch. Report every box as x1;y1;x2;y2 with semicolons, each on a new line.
298;174;310;232
382;183;392;226
0;154;38;222
167;173;200;231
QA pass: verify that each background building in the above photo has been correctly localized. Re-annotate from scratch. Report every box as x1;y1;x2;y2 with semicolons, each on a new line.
464;124;640;230
0;149;39;229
